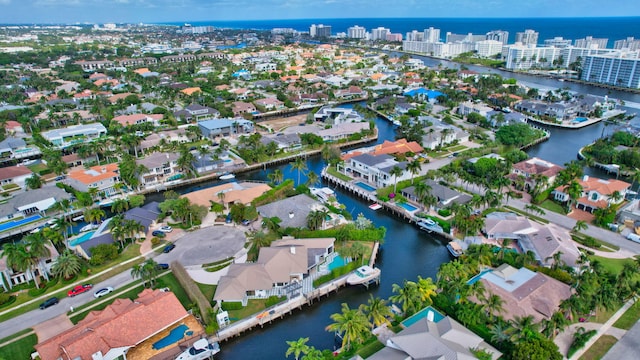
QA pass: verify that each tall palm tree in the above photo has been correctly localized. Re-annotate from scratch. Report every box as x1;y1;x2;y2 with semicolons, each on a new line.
406;159;421;184
306;171;319;187
285;337;310;360
413;181;431;203
415;276;437;306
389;165;404;194
511;315;540;343
362;295;392;329
290;157;307;186
51;250;82;280
566;179;584;211
25;174;43;189
131;259;160;288
84;208;105;224
111;198;130;214
325;303;370;351
390;280;420;315
485;294;504;320
268;169;284;185
572;220;588;233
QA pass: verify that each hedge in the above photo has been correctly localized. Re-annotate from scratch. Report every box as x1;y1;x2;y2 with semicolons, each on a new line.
313;261;359;287
252;179;295;207
171;261;213;323
265;295;285;308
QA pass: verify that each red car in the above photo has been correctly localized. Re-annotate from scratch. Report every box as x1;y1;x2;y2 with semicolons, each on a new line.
68;284;93;297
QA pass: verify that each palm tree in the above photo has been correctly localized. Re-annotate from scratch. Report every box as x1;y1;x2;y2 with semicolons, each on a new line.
406;159;421;184
325;303;370;351
572;220;588;233
413;181;431;203
84;208;105;224
177;147;197;178
306;171;319;187
390;280;420;315
546;251;565;270
610;190;623;204
110;198;130;214
290;157;307;186
415;276;437;306
389;165;404;194
524;204;545;216
489;321;515;345
362;295;392;329
268;169;284;185
51;250;82;280
25;174;43;189
566;179;584;211
485;294;504;320
53;216;73;246
301;347;324;360
285;337;310;360
511;315;540;343
131;259;160;288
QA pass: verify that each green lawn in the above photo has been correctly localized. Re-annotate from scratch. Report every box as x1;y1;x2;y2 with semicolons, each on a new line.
445;145;467;152
589;255;637;276
196;283;217;302
579;335;617;360
0;333;38;360
227;299;268;322
0;328;33;346
593;304;622;324
155;273;191;308
327;167;352;182
539;199;566;214
613;300;640;329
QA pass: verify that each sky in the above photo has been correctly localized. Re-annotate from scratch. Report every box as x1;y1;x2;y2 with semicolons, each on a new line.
0;0;639;24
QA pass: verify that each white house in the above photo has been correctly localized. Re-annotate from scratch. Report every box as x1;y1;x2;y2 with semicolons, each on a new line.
41;123;107;149
553;175;630;213
341;153;411;189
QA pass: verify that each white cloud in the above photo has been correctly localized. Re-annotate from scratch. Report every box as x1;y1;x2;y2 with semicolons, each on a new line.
0;0;10;5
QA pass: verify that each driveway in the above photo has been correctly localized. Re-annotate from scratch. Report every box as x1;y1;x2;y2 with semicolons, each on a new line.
155;226;247;267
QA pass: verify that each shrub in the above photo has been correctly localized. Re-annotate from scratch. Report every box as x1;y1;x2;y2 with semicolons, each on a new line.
28;287;47;297
88;243;119;266
437;208;451;217
172;261;213;324
150;237;161;246
567;328;597;358
221;301;243;311
265;295;285;307
0;292;15;306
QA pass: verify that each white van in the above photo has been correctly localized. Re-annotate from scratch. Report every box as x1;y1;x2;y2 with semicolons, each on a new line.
626;233;640;243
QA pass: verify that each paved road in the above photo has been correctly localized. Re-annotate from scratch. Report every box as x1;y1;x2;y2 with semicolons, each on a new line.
601;318;640;360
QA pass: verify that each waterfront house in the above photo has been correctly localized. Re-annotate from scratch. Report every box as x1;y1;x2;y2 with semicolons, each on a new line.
232;101;257;116
317;122;370;142
181;182;271;208
140;129;189;153
458;100;493;118
368;314;501;360
314;106;363;125
484;212;580;268
113;113;163;127
0;186;72;224
552;175;630;213
402;179;472;208
372;139;424;156
41;123;107;149
198;118;254;139
214;237;336;306
34;289;191;360
340;153;410;189
486;110;527;127
334;86;366;99
65;163;121;197
173;104;220;122
0;242;58;291
508;157;563;191
261;133;302;152
257;194;324;229
472;264;572;322
135;152;181;188
0;165;33;189
0;137;40;161
420;117;469;150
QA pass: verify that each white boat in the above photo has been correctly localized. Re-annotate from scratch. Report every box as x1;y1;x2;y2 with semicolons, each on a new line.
416;218;443;233
347;265;381;286
311;187;335;203
446;241;464;257
219;173;235;180
368;203;382;210
79;223;99;232
175;339;220;360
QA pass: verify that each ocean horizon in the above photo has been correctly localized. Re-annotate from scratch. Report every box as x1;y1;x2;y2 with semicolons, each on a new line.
162;17;640;47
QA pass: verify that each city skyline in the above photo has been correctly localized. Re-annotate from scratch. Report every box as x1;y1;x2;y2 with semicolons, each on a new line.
1;0;640;24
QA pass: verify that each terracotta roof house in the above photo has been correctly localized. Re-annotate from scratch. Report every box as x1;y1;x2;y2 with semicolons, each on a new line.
214;237;335;305
181;182;271;208
4;120;24;134
509;157;564;191
181;87;202;96
474;264;573;322
66;163;121;195
553;175;630;213
232;101;257;116
35;289;189;360
484;212;581;267
108;92;137;104
113;113;163;127
368;313;501;360
372;139;424;156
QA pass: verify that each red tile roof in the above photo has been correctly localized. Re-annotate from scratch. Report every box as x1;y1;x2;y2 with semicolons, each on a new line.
0;165;32;181
372;139;423;156
36;289;188;360
67;163;119;185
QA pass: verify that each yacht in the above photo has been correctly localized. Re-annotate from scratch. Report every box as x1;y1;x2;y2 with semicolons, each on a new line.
346;265;381;286
446;241;464;258
416;218;443;233
175;339;220;360
219;173;235;180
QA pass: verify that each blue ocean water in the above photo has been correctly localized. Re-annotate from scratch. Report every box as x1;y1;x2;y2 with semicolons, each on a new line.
164;17;640;47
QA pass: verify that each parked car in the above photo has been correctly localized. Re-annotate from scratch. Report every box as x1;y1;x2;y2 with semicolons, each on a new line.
241;219;252;226
68;284;93;297
156;263;170;270
152;230;166;238
225;213;233;224
160;225;173;233
94;287;114;298
163;244;176;253
39;297;59;310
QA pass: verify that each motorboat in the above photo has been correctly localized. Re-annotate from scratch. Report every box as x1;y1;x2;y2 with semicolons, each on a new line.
368;203;382;210
346;266;381;285
219;173;235;180
175;339;220;360
416;218;442;233
446;241;464;258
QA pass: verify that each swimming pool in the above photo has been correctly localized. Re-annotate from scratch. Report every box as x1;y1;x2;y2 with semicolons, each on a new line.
572;117;588;123
467;268;493;285
398;202;418;212
223;159;232;163
152;324;189;350
401;306;445;327
328;256;347;271
355;181;376;192
0;214;43;233
69;231;95;247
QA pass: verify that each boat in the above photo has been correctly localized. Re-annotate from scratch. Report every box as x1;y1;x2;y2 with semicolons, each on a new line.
368;203;382;211
446;241;464;258
79;223;99;232
346;265;381;286
416;218;443;233
311;187;336;203
219;173;235;180
175;338;220;360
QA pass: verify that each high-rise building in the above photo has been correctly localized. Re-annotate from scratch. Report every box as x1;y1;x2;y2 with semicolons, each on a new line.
475;40;504;57
315;24;332;38
386;33;403;42
574;36;608;49
614;37;640;51
516;29;539;45
544;37;572;48
423;27;440;43
486;30;509;45
309;24;316;37
446;32;485;44
371;27;390;41
581;51;640;89
347;25;367;39
405;30;424;42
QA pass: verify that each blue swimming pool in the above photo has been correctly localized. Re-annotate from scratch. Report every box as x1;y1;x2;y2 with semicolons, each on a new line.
355;181;376;192
401;306;445;327
69;231;95;247
152;324;189;350
573;117;588;123
467;268;493;285
328;256;347;271
398;202;418;212
0;214;43;233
